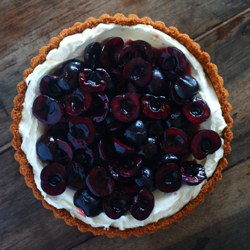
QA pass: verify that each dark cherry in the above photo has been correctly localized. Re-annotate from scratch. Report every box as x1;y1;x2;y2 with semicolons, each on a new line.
123;58;152;87
171;83;184;105
128;40;154;63
138;137;160;161
161;128;188;154
36;134;56;162
86;92;109;123
98;137;115;162
79;68;110;92
183;97;210;124
86;166;115;197
68;117;95;148
157;154;180;168
32;95;63;124
145;68;168;95
109;159;130;182
63;88;92;116
103;191;130;219
84;42;102;68
65;162;86;190
130;189;154;220
116;179;141;194
53;139;73;165
111;93;140;123
124;120;148;146
191;130;221;160
174;75;199;99
105;69;126;96
141;94;170;119
56;59;85;76
146;120;165;140
63;62;84;87
40;163;66;196
135;168;155;191
100;37;124;68
73;147;95;173
40;75;64;99
47;122;69;141
74;189;102;217
98;113;123;132
155;163;181;192
164;108;187;129
180;161;207;185
57;62;83;93
112;137;136;157
157;47;187;78
119;155;143;178
114;45;138;67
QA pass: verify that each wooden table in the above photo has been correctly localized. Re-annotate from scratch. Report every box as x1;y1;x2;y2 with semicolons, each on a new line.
1;1;250;249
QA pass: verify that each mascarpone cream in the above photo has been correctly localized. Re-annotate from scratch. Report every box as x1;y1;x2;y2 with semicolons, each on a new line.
19;23;227;230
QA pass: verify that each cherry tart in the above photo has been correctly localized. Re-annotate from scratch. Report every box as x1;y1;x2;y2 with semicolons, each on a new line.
12;14;233;239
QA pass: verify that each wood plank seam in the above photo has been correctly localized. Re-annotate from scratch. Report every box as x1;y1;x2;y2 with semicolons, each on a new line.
193;7;250;41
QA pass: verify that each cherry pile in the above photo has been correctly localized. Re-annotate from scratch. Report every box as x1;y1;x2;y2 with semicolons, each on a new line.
33;37;222;221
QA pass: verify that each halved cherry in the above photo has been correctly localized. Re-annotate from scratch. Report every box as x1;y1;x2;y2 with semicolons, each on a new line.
130;189;154;220
180;161;207;185
100;37;124;68
174;75;199;99
68;117;95;148
40;163;66;196
65;162;87;190
73;148;95;169
86;166;115;197
128;40;154;63
103;190;130;219
183;97;210;124
36;134;55;163
191;130;221;160
138;137;160;161
157;47;187;78
141;94;170;119
111;93;140;123
124;120;148;146
79;68;110;92
114;45;138;67
40;75;64;99
74;189;102;217
63;88;92;116
112;137;136;157
119;155;143;178
85;92;109;123
32;95;63;125
155;163;181;192
145;68;168;95
84;42;102;68
123;58;152;87
109;160;130;183
161;128;188;154
135;168;155;191
53;139;73;165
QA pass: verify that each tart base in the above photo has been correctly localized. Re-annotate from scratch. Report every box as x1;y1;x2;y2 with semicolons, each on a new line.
11;13;233;238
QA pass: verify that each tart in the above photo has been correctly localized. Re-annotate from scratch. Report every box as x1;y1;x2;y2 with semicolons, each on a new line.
11;14;233;238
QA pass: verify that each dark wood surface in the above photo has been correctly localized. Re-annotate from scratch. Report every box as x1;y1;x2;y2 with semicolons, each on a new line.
1;1;250;249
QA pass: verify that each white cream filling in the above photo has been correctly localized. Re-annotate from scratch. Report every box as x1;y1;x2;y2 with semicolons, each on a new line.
19;24;227;230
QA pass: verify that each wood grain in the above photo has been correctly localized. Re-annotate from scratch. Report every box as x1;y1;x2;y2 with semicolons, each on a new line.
0;0;250;148
1;0;250;249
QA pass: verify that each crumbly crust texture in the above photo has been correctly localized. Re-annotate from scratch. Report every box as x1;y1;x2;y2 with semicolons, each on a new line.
11;13;233;238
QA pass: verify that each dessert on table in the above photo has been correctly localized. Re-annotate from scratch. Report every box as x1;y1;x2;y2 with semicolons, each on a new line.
11;14;233;238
